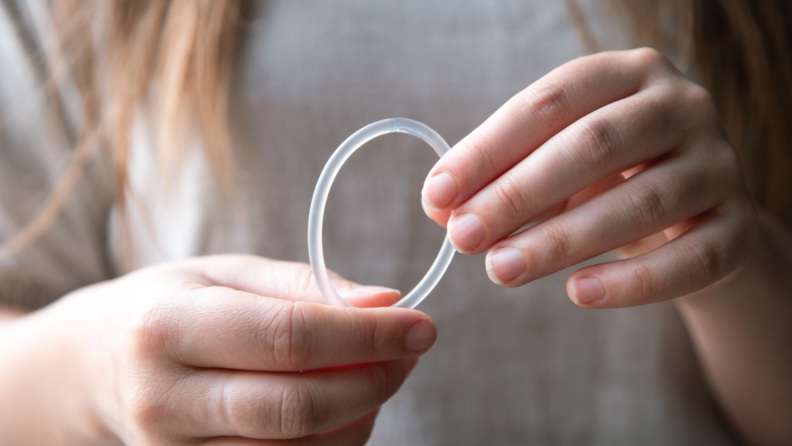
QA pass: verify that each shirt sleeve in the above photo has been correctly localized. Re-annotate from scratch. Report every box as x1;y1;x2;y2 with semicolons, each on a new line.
0;0;114;310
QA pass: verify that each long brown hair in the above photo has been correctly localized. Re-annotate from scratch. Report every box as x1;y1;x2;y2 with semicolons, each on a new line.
0;0;242;271
4;0;792;267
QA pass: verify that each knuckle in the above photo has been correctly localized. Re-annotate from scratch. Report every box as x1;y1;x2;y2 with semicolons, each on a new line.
278;382;320;438
294;263;316;297
126;380;170;429
221;378;290;440
682;84;718;123
216;381;257;438
373;362;406;402
542;223;575;264
493;175;529;221
712;140;741;172
707;147;743;199
519;80;571;128
215;378;239;434
683;83;714;111
684;236;722;285
719;145;742;175
631;262;658;305
627;180;667;228
633;47;671;70
573;117;621;172
127;303;179;360
353;309;379;362
644;87;675;127
267;304;312;369
462;128;501;177
369;369;396;408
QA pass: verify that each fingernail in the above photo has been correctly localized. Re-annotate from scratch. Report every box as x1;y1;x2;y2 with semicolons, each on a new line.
486;248;526;284
353;286;401;296
404;320;436;352
338;285;401;300
421;194;435;218
448;213;485;252
338;286;402;308
572;276;604;304
423;173;457;209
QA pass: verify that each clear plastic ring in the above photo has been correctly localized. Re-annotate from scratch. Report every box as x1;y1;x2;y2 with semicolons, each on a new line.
308;118;455;308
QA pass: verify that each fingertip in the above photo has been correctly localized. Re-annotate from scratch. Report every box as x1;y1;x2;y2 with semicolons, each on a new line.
341;286;402;308
565;278;577;304
447;213;486;253
567;273;605;307
485;250;505;285
423;172;458;209
485;247;527;286
404;319;437;353
421;191;441;212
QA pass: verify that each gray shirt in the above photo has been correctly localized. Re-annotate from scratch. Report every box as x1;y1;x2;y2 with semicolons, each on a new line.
0;1;741;444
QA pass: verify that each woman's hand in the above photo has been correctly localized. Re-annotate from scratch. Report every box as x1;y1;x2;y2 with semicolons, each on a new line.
422;48;792;444
0;255;436;445
422;48;757;308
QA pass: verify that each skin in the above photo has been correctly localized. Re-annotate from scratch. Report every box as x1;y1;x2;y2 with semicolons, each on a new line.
1;48;789;445
0;255;437;445
422;48;791;446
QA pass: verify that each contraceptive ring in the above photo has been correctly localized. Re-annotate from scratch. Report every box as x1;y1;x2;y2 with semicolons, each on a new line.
307;118;456;308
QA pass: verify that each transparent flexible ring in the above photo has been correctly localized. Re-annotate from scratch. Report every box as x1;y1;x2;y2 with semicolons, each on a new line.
308;118;455;308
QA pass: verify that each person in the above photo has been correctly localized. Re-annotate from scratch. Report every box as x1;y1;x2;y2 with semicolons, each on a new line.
0;0;790;445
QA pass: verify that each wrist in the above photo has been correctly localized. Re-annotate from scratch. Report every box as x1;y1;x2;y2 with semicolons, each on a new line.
0;293;117;444
672;208;792;445
53;287;122;445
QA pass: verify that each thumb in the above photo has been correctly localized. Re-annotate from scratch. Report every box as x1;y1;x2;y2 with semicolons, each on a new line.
341;285;402;308
177;255;401;307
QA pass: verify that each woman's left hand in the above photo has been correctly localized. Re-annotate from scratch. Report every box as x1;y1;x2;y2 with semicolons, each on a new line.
422;48;758;308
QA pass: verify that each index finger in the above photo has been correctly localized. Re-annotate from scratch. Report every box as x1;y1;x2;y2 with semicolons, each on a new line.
169;255;402;307
421;48;674;216
147;285;437;371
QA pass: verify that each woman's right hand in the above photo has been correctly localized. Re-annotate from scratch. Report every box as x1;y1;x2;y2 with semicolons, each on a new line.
0;255;436;445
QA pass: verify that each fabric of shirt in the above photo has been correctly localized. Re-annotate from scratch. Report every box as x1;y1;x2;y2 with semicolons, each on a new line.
0;1;741;444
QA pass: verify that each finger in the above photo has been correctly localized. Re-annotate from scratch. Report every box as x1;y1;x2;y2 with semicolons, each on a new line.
484;151;730;286
199;409;378;445
484;176;621;247
617;231;671;259
344;291;402;308
565;201;754;308
154;286;436;371
173;255;402;306
185;359;414;439
510;174;626;233
421;48;676;213
447;80;713;253
421;198;451;228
